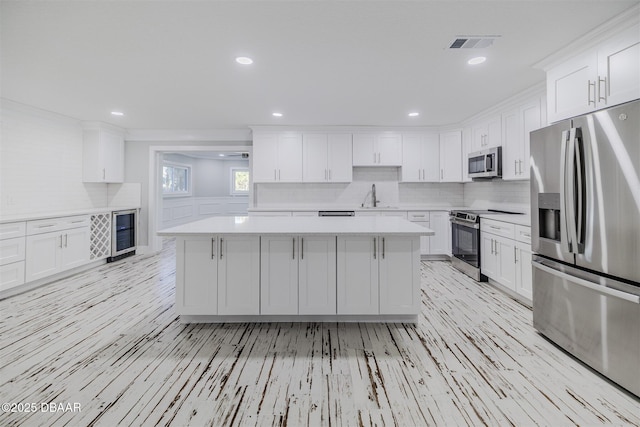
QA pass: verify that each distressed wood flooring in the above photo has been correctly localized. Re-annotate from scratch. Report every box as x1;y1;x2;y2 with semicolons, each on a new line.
1;238;638;426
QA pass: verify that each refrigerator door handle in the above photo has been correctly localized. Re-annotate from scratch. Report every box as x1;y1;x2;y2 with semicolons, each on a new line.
574;129;585;253
565;128;579;254
532;260;640;304
559;129;573;253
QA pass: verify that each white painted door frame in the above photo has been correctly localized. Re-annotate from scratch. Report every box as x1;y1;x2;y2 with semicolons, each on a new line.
148;145;253;253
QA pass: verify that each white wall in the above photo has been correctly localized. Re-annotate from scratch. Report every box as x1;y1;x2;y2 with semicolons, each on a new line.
0;99;109;217
194;158;249;197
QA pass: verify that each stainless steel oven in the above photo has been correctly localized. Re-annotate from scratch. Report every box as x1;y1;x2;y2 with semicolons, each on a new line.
109;209;137;262
450;211;486;282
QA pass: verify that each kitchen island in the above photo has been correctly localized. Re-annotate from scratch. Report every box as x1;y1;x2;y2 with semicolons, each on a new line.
158;216;433;323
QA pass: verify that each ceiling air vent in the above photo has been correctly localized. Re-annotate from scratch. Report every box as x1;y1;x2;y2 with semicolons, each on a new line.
448;36;500;49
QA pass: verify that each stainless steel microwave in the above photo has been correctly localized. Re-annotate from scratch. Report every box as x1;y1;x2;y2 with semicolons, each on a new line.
468;147;502;179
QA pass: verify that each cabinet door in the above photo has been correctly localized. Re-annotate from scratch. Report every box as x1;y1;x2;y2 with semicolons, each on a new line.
501;108;522;180
0;261;25;291
26;232;61;282
260;236;299;315
101;130;124;182
515;242;533;301
480;232;497;279
218;235;260;315
379;236;420;315
377;134;402;166
546;51;598;123
176;237;218;315
495;236;516;292
303;134;329;182
299;236;337;315
401;134;423;182
336;236;379;314
486;116;502;148
352;134;376;166
598;24;640;109
428;211;450;255
0;237;26;266
327;134;353;182
252;134;279;182
439;131;462;182
520;99;541;178
277;133;303;182
422;133;441;182
60;227;90;272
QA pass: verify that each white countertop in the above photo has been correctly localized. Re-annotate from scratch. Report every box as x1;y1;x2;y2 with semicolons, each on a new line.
480;213;531;227
0;206;140;224
158;216;434;236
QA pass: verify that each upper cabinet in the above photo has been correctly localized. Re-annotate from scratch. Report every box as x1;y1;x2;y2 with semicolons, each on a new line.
502;98;543;180
302;133;352;183
82;122;125;183
352;133;402;166
471;115;502;152
253;132;303;183
400;133;440;182
546;23;639;123
439;130;463;182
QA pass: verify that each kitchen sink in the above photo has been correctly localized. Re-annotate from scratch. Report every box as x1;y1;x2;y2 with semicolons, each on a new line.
359;206;398;210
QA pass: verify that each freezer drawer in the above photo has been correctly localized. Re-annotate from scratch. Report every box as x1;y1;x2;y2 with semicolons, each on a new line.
532;258;640;396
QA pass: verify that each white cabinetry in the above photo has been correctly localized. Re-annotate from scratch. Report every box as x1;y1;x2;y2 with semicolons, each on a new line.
502;98;542;180
401;133;440;182
546;24;640;123
82;123;125;183
481;218;532;301
0;222;26;291
439;131;463;182
429;211;451;255
25;216;90;283
218;236;260;315
378;236;420;314
260;235;299;315
352;133;402;166
175;236;218;315
471;116;502;151
303;133;352;182
298;236;337;315
336;235;379;314
253;132;303;182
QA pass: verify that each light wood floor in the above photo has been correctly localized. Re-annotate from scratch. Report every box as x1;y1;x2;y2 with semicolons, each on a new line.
1;238;638;427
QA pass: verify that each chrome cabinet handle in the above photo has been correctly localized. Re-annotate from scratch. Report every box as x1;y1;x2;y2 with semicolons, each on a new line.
59;235;63;248
373;237;377;259
598;76;607;103
329;169;331;180
64;234;68;247
220;238;223;258
514;246;517;263
211;238;215;259
382;238;385;259
440;169;443;180
292;237;295;259
515;160;518;175
519;160;523;175
301;238;304;260
489;225;500;230
587;80;596;107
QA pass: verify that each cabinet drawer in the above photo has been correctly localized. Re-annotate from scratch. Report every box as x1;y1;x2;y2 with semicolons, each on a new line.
0;261;25;291
0;222;26;240
27;215;90;235
515;225;532;245
0;237;26;266
407;211;430;222
481;218;515;239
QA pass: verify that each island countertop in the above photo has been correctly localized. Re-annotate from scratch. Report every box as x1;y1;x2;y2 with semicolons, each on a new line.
158;215;434;236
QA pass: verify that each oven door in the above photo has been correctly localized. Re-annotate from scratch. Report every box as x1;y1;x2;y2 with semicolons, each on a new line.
451;219;480;268
112;210;137;256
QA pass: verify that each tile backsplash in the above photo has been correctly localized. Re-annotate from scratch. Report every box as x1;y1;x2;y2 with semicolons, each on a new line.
254;167;529;212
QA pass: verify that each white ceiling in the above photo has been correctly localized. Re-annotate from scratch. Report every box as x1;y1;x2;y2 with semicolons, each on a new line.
1;1;638;130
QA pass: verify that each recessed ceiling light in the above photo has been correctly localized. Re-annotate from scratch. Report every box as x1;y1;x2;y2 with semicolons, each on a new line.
467;56;486;65
111;111;124;116
236;57;253;65
218;153;225;157
408;112;420;117
272;112;283;117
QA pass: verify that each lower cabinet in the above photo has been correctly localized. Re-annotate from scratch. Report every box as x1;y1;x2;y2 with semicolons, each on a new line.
337;235;420;315
176;235;260;315
25;227;90;282
298;236;337;315
481;219;532;301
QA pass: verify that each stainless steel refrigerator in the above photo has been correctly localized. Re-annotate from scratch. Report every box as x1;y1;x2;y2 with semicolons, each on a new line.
530;99;640;397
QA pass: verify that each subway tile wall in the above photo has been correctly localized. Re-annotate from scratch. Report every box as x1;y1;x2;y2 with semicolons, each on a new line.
463;180;530;213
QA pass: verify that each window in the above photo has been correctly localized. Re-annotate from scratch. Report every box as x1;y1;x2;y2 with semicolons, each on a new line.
231;168;250;195
163;162;191;196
